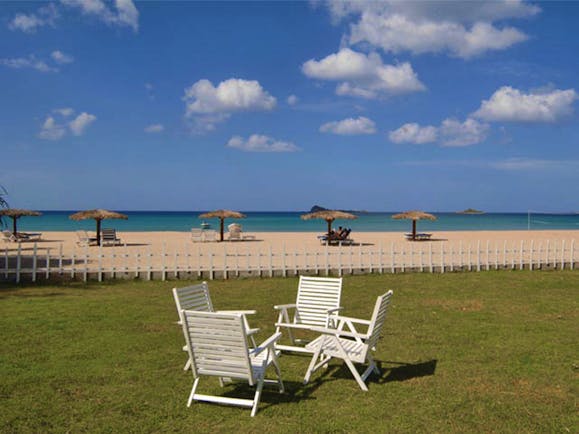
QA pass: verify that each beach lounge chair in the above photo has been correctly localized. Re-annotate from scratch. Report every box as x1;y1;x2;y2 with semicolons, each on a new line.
203;229;217;242
2;230;17;242
76;230;97;246
319;228;354;246
304;290;394;391
173;282;259;371
228;223;255;241
181;310;284;417
191;228;203;243
274;276;343;354
101;228;122;246
2;230;42;242
405;233;432;241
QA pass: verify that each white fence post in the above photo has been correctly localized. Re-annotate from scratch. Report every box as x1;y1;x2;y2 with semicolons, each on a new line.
161;242;166;281
83;245;88;282
561;240;565;270
45;248;50;280
16;243;22;283
32;243;38;282
379;241;383;274
519;241;524;270
477;241;481;272
571;240;575;270
269;245;273;278
429;242;433;273
530;240;534;271
98;244;103;282
59;243;63;276
486;240;490;271
440;243;444;274
282;242;286;277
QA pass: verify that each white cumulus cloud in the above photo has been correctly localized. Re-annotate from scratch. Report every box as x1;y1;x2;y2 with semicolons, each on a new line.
39;109;96;140
328;0;537;58
287;95;299;106
388;123;438;144
473;86;578;123
51;50;74;64
38;116;67;141
320;116;376;135
0;55;57;73
389;118;489;147
61;0;139;32
8;4;59;33
439;118;489;147
302;48;425;98
226;134;300;153
69;112;97;136
184;78;276;115
144;123;164;133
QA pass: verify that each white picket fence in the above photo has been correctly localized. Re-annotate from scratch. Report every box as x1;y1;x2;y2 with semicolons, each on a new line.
1;239;577;283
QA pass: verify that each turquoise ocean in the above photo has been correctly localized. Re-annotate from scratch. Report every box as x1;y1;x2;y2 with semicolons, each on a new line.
8;211;579;233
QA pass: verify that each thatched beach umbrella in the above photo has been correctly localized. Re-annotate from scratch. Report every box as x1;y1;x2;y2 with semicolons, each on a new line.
392;210;437;241
198;209;246;242
301;210;357;236
69;209;128;246
0;208;42;235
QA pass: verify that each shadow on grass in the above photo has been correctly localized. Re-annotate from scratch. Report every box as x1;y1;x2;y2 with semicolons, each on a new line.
214;378;323;411
313;359;437;386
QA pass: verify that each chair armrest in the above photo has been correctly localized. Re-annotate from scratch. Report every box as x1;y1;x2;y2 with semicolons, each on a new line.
215;310;257;315
332;315;371;325
246;328;260;336
274;322;314;331
273;303;296;310
326;307;344;314
309;326;368;340
251;332;282;356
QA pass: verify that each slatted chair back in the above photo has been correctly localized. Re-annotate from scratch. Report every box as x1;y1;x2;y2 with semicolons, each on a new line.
295;276;343;327
101;228;117;240
182;310;254;383
172;282;214;325
365;290;393;350
191;228;203;243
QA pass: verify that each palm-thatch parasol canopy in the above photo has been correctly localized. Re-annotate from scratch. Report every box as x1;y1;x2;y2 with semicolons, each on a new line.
69;209;128;246
392;210;437;241
0;208;42;235
198;209;246;241
301;210;357;236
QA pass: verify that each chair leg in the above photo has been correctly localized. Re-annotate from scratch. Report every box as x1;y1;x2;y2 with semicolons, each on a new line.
333;338;368;391
271;357;285;393
187;377;200;407
183;358;191;371
304;341;324;384
251;376;265;417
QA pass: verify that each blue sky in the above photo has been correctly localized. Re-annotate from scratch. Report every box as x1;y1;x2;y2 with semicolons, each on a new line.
1;1;578;212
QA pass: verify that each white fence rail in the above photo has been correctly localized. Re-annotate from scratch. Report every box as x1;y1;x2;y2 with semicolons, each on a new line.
1;239;576;283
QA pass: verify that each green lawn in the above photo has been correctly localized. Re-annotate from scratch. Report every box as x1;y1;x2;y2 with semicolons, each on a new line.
1;271;578;433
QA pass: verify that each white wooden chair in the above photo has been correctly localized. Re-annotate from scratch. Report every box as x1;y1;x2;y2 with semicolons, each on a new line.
274;276;343;353
182;310;284;417
203;229;217;242
173;282;258;370
76;230;97;246
191;228;203;243
2;230;17;243
101;228;122;246
303;290;393;391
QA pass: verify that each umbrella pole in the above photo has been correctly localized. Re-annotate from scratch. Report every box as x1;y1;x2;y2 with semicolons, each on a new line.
96;219;101;246
12;217;17;235
220;218;224;242
412;220;417;241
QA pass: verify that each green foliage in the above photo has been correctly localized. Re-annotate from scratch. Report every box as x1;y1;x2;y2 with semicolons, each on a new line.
0;271;577;432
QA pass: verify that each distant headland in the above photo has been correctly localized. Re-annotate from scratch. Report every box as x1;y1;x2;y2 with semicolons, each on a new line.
457;208;485;214
309;205;368;214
